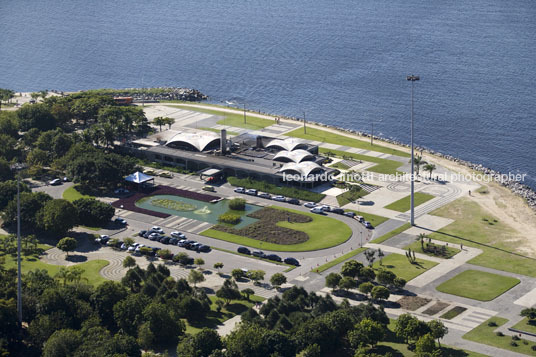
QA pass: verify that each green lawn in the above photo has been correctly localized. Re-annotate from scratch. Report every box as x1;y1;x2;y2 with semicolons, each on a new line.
288;127;410;157
166;104;274;130
429;198;536;277
370;223;412;244
329;161;350;170
336;190;369;206
372;253;438;281
200;127;239;136
464;317;536;355
436;270;520;301
2;248;109;286
62;185;94;202
404;240;460;259
385;192;435;212
345;210;390;227
320;148;405;175
314;248;367;273
202;206;352;252
184;295;255;334
512;317;536;334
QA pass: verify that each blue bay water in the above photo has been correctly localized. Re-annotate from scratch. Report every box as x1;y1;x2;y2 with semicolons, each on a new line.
1;0;535;188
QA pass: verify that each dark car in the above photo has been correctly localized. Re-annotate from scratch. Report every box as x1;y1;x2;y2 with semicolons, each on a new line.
138;230;147;237
265;254;282;262
286;198;300;205
197;244;211;253
179;239;194;247
252;250;265;258
330;208;344;214
169;238;178;245
284;257;300;266
237;246;251;255
159;236;171;244
114;217;127;225
150;247;159;256
343;211;356;218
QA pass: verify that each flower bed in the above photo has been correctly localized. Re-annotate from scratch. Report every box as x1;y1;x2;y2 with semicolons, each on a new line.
212;207;312;245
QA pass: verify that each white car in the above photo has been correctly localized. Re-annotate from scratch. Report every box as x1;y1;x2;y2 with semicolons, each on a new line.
151;226;164;234
303;202;317;208
49;178;61;185
135;244;145;253
171;231;186;239
310;207;324;214
128;243;140;252
245;188;257;196
120;243;128;250
272;195;286;202
234;187;245;193
364;221;373;229
319;205;331;211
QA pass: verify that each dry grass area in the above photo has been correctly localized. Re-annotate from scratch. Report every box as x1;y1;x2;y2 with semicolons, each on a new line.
397;296;431;311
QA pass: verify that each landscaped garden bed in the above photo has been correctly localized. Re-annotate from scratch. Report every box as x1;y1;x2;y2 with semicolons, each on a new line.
397;296;431;311
422;301;450;316
212;207;312;244
440;306;467;320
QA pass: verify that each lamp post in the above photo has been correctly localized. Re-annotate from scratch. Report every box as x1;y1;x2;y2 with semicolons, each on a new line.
303;111;306;134
243;103;246;125
407;75;419;226
10;163;25;327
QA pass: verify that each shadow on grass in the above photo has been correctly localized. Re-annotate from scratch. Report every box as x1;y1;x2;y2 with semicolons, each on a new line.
417;225;536;261
370;345;404;357
66;254;88;263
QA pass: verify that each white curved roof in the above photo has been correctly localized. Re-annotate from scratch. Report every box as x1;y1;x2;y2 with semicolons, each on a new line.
266;138;307;151
273;149;314;163
278;162;325;177
165;131;220;152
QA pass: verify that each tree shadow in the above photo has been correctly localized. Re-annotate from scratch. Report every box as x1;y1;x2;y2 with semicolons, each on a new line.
225;302;249;315
369;345;404;357
66;255;87;263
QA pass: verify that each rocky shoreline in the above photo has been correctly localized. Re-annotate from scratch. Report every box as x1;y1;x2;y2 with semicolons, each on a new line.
277;115;536;212
88;87;208;102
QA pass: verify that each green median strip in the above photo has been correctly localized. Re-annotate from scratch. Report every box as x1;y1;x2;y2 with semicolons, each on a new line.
370;223;411;244
314;248;367;273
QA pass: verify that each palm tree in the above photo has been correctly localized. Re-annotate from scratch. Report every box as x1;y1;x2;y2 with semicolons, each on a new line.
413;155;426;176
153;117;166;131
417;233;427;250
163;117;175;130
55;267;70;286
39;90;49;100
424;163;437;179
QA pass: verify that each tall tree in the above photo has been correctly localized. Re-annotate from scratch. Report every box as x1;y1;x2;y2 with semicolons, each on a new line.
424;163;437;179
56;237;77;256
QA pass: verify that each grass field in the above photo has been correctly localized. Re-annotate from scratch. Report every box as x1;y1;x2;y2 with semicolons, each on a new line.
184;295;255;334
320;148;405;175
336;190;369;206
314;248;367;273
62;185;94;202
512;317;536;334
436;270;520;301
288;127;410;157
345;210;390;227
429;198;536;277
2;248;109;286
166;104;274;130
372;253;438;281
385;192;435;212
404;240;460;259
463;317;536;355
370;223;412;244
202;206;352;252
329;161;350;170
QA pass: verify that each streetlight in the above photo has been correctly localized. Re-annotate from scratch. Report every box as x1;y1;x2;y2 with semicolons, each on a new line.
10;163;25;327
303;111;306;134
407;75;420;226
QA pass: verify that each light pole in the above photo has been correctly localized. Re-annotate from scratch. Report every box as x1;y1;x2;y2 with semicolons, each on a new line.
407;75;419;226
303;111;306;134
10;163;24;327
243;103;246;125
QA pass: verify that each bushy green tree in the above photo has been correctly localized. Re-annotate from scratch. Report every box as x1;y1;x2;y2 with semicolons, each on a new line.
56;237;77;256
325;272;342;290
188;269;205;287
340;260;363;278
17;103;56;131
177;328;222;357
0;180;30;210
348;318;385;349
2;191;52;228
37;199;78;236
270;273;287;289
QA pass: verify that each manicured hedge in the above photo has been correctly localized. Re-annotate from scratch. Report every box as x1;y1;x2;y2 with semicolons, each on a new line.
227;177;325;203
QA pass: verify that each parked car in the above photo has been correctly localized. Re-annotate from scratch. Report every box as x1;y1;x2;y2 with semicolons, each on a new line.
364;221;374;229
178;239;188;247
330;208;344;214
265;254;282;262
237;246;251;255
49;178;61;186
272;195;286;202
159;236;171;244
134;244;145;253
158;171;173;178
258;192;271;199
169;238;178;245
188;242;201;251
197;244;211;253
234;187;246;193
356;215;364;223
148;233;161;240
310;207;324;214
252;250;266;258
120;243;128;250
151;226;164;234
286;198;300;205
63;177;70;182
114;217;127;225
171;231;186;239
138;230;147;237
319;205;331;211
284;257;300;266
202;185;215;192
343;211;356;218
95;235;109;244
245;188;258;196
114;188;129;194
303;202;317;208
